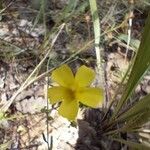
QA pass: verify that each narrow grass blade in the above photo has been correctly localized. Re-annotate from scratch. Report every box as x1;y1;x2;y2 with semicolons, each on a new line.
75;1;88;15
63;0;78;18
122;111;150;132
113;12;150;116
32;5;43;30
89;0;100;46
112;138;150;150
117;93;150;122
89;0;104;87
57;0;78;22
118;34;140;49
32;0;47;33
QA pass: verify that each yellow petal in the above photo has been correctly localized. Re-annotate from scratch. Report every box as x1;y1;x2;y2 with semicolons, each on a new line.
75;65;95;87
76;87;104;108
58;99;79;121
48;87;72;104
51;65;75;88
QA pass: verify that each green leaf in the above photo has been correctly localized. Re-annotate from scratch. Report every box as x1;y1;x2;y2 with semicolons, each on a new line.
0;111;4;120
89;0;104;86
75;1;88;15
118;34;140;49
32;0;47;34
117;93;150;122
112;138;150;150
57;0;78;22
89;0;100;45
122;111;150;131
113;12;150;116
63;0;78;18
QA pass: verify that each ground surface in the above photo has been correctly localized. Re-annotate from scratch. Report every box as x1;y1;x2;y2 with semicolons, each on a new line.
0;0;150;150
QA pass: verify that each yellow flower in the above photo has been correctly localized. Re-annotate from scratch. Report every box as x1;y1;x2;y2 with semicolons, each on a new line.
48;65;104;121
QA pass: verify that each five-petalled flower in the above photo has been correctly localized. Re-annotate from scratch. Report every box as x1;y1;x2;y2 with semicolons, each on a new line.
48;65;104;120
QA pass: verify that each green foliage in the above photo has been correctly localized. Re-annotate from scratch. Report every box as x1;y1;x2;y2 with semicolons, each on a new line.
56;0;88;23
104;12;150;149
89;0;100;45
118;34;140;50
32;0;47;35
112;138;150;150
89;0;104;86
60;0;78;20
88;0;150;148
0;112;4;120
113;12;150;117
117;93;150;122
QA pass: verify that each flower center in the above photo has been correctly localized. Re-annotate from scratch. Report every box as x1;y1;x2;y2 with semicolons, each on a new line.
68;88;75;100
68;82;80;100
